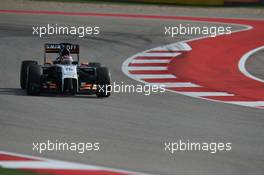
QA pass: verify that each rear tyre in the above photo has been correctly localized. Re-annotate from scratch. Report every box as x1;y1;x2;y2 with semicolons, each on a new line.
20;60;38;89
96;67;111;98
89;62;101;68
26;65;41;96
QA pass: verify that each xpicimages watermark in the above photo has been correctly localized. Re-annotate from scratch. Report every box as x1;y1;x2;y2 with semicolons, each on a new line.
98;81;166;95
164;140;232;154
32;24;100;37
165;24;232;38
32;140;100;154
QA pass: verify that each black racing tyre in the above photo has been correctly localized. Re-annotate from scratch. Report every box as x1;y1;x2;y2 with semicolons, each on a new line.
96;67;111;98
26;65;41;96
20;60;38;89
88;62;101;68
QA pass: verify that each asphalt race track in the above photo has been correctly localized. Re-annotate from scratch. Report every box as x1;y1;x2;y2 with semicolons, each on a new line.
0;1;264;175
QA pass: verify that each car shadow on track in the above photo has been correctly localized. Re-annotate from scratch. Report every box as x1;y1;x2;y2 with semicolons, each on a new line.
0;88;99;99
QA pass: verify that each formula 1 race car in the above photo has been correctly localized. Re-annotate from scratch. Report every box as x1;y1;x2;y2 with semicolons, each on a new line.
20;43;111;97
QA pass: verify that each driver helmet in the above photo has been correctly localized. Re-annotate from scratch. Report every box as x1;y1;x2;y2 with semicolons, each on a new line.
61;55;73;65
60;47;70;57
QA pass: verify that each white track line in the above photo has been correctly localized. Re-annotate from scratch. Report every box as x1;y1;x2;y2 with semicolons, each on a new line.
131;74;176;79
0;161;99;170
150;42;192;51
238;45;264;83
131;59;171;63
146;82;200;88
138;52;181;57
180;92;234;97
127;66;167;71
227;101;264;107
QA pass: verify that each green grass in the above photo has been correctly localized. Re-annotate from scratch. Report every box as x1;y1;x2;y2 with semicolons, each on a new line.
0;167;46;175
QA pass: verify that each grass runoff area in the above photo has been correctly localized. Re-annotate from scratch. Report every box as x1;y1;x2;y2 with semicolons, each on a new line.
0;167;47;175
33;0;264;7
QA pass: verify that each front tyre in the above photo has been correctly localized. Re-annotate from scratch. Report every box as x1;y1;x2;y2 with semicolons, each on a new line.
20;60;38;89
96;67;111;98
26;65;41;96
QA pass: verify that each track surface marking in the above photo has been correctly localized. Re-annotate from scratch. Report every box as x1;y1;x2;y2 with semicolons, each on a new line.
121;16;264;109
0;151;151;175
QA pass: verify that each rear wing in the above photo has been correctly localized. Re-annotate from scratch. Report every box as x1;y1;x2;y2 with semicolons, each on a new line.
45;43;79;54
44;43;80;63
